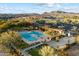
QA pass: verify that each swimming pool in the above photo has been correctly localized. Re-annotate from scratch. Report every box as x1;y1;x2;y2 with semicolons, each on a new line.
19;31;44;42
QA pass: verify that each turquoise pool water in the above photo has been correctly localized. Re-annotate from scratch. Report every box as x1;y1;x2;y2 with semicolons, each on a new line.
19;31;44;42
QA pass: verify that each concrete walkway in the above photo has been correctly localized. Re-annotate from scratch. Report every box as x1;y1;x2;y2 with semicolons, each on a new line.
22;42;43;52
21;50;31;56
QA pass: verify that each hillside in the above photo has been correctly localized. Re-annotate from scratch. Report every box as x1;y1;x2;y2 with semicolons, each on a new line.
0;11;79;25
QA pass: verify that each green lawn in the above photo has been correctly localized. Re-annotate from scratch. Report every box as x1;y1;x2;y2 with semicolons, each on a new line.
13;38;29;49
28;44;48;56
28;48;40;56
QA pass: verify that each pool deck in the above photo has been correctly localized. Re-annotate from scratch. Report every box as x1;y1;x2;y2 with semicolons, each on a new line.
19;31;49;44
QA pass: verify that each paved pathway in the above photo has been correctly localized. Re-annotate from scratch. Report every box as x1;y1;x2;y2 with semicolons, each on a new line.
21;50;31;56
22;42;43;52
21;42;44;56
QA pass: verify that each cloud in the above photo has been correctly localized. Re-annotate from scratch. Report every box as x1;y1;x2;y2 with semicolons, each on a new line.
62;7;79;13
44;3;55;7
35;3;61;8
0;6;28;13
34;3;62;12
0;3;63;14
1;3;79;13
46;3;61;8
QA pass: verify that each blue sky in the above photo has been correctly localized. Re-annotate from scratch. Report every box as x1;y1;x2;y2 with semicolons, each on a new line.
0;3;79;14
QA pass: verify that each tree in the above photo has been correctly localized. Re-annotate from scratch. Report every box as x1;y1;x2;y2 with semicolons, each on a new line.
38;46;55;56
36;20;45;24
0;31;20;45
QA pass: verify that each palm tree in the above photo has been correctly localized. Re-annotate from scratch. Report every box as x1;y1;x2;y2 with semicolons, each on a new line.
38;46;55;56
